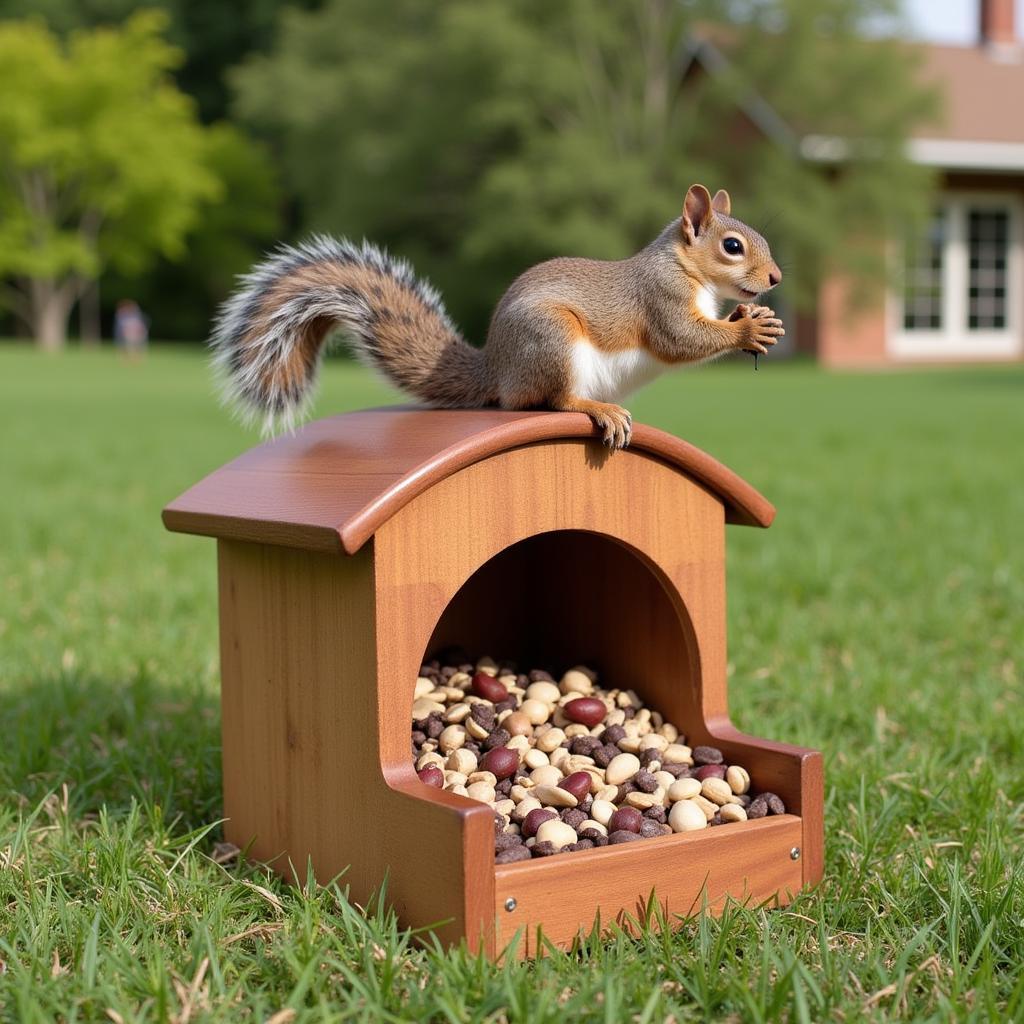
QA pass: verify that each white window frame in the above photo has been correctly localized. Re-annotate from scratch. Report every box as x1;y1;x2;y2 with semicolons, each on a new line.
889;192;1023;359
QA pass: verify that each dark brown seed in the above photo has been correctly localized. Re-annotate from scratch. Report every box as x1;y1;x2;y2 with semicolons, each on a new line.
494;697;517;714
592;744;616;768
483;728;511;752
737;794;752;808
694;764;727;781
494;833;524;851
710;813;723;826
579;828;608;847
470;672;507;703
578;796;593;816
521;808;558;838
622;706;636;720
570;736;602;757
634;771;658;794
569;839;595;851
643;805;667;824
463;742;481;757
616;782;638;801
639;748;661;767
411;730;426;746
417;766;443;788
469;703;495;727
495;777;513;797
425;716;445;739
692;745;724;765
529;669;555;682
479;746;519;780
765;793;787;815
495;846;532;864
531;841;559;857
747;797;768;819
564;697;606;728
659;763;691;778
608;829;643;844
560;808;587;831
560;771;592;803
608;806;643;833
601;725;626;745
640;819;665;839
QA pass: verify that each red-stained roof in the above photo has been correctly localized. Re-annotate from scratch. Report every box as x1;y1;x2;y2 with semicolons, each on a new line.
163;408;775;555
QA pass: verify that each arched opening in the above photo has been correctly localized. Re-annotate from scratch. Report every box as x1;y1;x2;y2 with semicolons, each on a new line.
423;530;701;725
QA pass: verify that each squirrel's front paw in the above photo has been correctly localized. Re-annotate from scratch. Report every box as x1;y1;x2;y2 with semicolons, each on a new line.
590;403;633;449
731;305;785;354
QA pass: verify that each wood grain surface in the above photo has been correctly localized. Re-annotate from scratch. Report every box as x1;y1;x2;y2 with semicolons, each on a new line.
492;815;804;956
217;539;494;950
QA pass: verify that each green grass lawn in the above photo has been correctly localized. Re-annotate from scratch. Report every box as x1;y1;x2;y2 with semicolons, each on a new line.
1;345;1022;1022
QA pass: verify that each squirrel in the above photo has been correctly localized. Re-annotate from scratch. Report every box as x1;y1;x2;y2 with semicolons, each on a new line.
213;183;783;448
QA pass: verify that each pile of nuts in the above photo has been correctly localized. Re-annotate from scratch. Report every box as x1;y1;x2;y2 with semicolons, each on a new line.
412;656;787;862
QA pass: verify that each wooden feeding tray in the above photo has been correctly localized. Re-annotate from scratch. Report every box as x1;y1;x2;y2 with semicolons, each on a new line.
163;409;823;955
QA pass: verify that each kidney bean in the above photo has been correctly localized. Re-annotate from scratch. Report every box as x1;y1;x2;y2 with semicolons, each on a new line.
470;672;508;703
608;806;643;833
564;697;606;728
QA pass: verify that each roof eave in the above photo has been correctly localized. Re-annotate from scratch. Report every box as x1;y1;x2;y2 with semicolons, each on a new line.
800;133;1024;172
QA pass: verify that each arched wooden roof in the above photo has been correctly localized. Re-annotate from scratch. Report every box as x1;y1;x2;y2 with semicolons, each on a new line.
163;408;774;554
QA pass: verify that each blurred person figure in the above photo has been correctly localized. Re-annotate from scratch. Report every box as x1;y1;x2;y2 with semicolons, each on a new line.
114;299;149;359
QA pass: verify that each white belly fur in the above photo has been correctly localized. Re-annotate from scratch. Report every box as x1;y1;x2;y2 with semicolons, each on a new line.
695;284;720;320
570;341;665;403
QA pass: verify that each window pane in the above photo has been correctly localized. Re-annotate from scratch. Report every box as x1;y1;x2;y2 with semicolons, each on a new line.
903;209;944;331
967;209;1009;330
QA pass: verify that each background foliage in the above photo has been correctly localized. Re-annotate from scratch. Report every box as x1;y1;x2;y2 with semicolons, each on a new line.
0;0;937;344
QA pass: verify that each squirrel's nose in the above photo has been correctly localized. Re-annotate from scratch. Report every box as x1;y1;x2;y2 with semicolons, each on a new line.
768;264;782;287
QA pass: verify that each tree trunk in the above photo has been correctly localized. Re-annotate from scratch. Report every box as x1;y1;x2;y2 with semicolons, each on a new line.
30;277;76;351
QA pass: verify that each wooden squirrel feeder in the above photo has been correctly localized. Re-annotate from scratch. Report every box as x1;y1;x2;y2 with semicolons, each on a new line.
163;408;823;955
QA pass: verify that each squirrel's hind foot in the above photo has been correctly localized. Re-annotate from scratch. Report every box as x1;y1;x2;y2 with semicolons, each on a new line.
551;396;632;450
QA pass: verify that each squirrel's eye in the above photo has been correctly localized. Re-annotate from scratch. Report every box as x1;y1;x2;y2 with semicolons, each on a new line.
723;237;744;256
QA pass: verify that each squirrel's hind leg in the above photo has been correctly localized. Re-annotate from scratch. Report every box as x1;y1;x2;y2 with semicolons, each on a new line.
488;304;633;449
550;394;632;449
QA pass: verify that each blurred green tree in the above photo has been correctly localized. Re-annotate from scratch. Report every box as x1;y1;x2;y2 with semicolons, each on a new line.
0;0;321;123
0;12;220;348
103;122;281;342
233;0;937;339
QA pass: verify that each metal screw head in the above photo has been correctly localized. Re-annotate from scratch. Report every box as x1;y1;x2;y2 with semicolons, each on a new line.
504;897;517;912
790;846;801;861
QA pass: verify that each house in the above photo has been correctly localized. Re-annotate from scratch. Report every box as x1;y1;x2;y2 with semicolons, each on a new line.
683;0;1024;367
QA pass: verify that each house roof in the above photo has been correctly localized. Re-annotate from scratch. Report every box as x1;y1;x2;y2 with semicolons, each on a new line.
681;31;1024;171
163;408;775;555
917;43;1024;145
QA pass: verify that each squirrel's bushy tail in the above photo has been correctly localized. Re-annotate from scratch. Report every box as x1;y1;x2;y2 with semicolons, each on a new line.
212;236;493;431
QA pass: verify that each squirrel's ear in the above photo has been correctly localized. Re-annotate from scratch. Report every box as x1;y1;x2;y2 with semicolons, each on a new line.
682;184;713;243
711;189;731;216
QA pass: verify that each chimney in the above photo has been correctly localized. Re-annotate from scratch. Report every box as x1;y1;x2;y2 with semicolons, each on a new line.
979;0;1017;52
